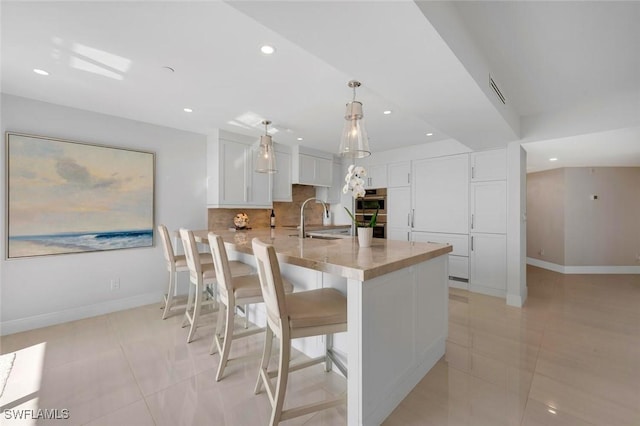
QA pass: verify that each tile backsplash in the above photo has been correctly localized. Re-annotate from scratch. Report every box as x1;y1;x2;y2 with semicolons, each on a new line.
208;185;328;230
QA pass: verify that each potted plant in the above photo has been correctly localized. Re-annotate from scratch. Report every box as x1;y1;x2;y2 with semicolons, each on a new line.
342;165;378;247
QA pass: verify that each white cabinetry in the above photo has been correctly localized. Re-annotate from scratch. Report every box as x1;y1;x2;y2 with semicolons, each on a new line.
410;154;470;289
272;143;292;202
292;146;333;187
387;161;411;187
316;157;343;204
207;133;272;208
412;232;470;288
470;181;507;234
411;154;469;233
470;233;507;295
469;148;507;297
387;187;411;241
366;164;387;188
471;149;507;182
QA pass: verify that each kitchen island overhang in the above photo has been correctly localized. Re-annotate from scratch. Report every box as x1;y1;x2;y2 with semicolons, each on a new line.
194;229;452;425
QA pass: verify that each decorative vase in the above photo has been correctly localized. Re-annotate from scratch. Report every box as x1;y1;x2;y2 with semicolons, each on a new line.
357;227;373;248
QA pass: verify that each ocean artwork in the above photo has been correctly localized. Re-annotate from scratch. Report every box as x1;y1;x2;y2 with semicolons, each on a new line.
6;133;155;258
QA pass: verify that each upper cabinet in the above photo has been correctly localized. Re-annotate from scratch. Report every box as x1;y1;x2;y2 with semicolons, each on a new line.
316;157;343;204
411;154;469;233
387;161;411;187
470;149;507;181
292;145;333;187
366;164;387;188
272;143;292;202
207;131;272;208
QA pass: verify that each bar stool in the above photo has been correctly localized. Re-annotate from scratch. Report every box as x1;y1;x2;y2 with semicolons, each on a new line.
251;238;347;425
179;229;253;343
207;232;294;381
157;224;213;320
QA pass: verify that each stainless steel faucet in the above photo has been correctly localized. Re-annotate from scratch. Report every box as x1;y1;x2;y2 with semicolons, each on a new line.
300;197;328;238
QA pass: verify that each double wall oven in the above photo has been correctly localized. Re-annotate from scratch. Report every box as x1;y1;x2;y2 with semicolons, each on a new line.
355;188;387;239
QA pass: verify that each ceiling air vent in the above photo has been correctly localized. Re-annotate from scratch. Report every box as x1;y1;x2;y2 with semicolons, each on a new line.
489;75;506;104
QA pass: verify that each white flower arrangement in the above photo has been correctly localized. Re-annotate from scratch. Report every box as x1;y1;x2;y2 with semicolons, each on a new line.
342;165;367;198
342;165;379;228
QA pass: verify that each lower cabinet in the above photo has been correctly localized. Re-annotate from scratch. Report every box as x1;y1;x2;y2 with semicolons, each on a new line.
469;232;507;297
411;231;469;289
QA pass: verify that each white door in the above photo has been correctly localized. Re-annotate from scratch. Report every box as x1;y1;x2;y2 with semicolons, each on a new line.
470;233;507;293
314;157;333;187
471;149;506;181
387;187;411;229
367;164;388;188
387;161;411;187
412;154;469;233
298;154;316;185
470;181;507;234
272;151;292;202
221;140;248;205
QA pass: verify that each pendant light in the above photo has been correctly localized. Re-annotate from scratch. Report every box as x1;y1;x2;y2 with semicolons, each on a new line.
255;120;277;173
338;80;371;158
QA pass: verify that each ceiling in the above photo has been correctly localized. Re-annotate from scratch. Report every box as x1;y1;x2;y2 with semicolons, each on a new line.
1;1;639;171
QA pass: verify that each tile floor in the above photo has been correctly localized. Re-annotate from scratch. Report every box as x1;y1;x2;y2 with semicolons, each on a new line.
1;266;639;425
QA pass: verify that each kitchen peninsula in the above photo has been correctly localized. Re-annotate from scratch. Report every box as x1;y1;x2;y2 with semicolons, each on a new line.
196;228;452;425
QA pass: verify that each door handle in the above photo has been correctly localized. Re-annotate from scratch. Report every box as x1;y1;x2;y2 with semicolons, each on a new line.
407;213;410;226
411;209;415;228
471;214;474;229
471;236;474;251
407;173;410;184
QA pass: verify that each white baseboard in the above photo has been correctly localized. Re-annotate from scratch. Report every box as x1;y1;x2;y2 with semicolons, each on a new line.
527;257;640;274
468;284;506;298
1;292;161;336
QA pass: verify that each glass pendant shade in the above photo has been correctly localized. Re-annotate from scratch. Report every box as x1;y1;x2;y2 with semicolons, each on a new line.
255;133;277;173
338;80;371;158
339;100;370;158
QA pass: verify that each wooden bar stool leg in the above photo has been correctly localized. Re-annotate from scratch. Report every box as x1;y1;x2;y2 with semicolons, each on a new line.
210;306;225;354
162;268;176;319
187;287;202;343
215;302;235;381
181;282;195;328
255;326;274;395
271;328;291;426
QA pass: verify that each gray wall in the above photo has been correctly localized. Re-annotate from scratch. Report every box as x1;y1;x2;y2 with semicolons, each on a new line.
527;167;640;266
1;94;208;334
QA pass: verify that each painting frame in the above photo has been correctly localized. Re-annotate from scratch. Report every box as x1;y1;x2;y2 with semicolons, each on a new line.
5;132;155;259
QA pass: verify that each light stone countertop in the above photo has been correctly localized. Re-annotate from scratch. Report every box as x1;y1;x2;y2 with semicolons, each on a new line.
198;228;452;281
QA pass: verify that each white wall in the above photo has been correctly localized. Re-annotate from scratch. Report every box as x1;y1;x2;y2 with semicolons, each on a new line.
1;94;208;335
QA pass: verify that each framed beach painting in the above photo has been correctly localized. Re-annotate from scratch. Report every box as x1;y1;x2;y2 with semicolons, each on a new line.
6;132;155;258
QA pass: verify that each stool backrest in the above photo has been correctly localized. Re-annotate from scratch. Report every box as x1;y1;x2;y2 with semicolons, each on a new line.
179;229;201;283
252;238;288;330
208;232;232;300
158;224;176;265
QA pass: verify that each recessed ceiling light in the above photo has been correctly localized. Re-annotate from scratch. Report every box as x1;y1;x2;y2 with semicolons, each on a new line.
183;108;193;113
297;137;303;141
33;68;49;76
383;110;392;115
549;157;558;162
260;45;275;55
426;132;433;136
